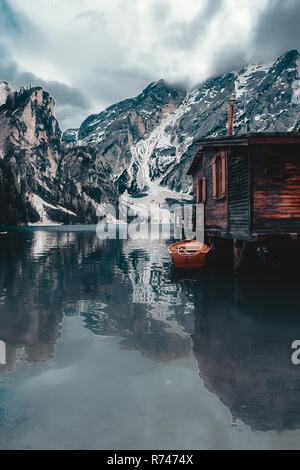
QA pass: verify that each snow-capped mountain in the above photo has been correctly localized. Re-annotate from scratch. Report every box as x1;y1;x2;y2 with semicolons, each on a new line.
63;79;186;195
0;49;299;225
0;85;117;225
63;49;300;195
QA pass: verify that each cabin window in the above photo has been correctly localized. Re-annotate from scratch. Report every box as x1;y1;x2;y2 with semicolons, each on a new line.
212;153;226;199
265;156;284;177
196;177;206;203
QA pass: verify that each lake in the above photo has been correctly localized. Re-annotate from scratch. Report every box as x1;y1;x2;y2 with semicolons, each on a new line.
0;226;300;450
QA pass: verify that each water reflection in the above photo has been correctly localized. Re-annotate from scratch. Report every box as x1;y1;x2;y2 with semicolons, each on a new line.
0;230;194;370
63;236;195;362
0;232;63;371
0;228;299;444
191;270;300;432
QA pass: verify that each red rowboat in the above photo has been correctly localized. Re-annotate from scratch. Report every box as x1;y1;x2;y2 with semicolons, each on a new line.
168;239;211;269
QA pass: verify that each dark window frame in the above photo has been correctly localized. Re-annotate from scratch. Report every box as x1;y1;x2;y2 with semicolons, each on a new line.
264;155;285;178
213;152;227;200
196;177;206;204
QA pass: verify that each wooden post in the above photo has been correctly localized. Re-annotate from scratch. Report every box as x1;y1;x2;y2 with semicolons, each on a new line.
233;239;247;271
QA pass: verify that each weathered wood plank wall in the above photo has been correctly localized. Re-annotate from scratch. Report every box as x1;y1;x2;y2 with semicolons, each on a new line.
252;145;300;234
228;149;250;238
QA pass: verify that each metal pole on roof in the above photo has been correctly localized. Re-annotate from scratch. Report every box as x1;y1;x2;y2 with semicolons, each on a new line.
228;97;237;136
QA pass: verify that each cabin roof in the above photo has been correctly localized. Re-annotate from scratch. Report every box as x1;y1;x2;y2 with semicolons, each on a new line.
187;132;300;175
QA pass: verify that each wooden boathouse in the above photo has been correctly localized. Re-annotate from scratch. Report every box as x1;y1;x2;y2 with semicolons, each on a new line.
187;103;300;270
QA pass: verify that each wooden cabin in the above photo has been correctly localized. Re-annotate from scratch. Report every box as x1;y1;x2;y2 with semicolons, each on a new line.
187;132;300;269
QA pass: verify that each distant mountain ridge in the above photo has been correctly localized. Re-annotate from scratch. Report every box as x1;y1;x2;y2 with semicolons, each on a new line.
0;49;299;225
63;49;300;195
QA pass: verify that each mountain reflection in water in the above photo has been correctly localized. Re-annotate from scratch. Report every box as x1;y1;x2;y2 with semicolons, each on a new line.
0;227;300;449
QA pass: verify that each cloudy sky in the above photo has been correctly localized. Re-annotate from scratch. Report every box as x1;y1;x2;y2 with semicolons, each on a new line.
0;0;300;129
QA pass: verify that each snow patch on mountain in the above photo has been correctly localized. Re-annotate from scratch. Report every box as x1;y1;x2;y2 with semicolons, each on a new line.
126;90;203;193
234;63;272;99
29;194;77;226
62;50;300;199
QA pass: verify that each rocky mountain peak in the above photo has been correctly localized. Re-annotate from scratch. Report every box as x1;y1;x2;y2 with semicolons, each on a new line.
0;85;61;180
0;80;13;106
62;49;300;198
140;78;185;98
1;49;300;225
0;83;117;225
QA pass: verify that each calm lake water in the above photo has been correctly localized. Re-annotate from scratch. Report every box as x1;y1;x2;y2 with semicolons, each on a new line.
0;226;300;450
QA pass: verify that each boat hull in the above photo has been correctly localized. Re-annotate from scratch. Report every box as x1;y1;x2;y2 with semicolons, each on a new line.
168;240;211;269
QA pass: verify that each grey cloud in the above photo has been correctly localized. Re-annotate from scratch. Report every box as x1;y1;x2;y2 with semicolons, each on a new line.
250;0;300;63
0;0;35;37
15;73;90;110
210;47;248;77
0;45;18;78
75;9;106;27
1;0;300;132
0;46;91;129
152;2;170;22
87;66;156;107
196;0;300;79
76;9;99;19
167;0;224;50
55;104;90;131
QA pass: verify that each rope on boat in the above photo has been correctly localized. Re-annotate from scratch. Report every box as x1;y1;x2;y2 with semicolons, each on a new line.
176;246;202;257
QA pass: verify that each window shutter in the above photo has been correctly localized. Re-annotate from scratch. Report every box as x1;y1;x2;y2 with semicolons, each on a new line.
220;153;226;198
212;157;217;199
202;177;206;203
